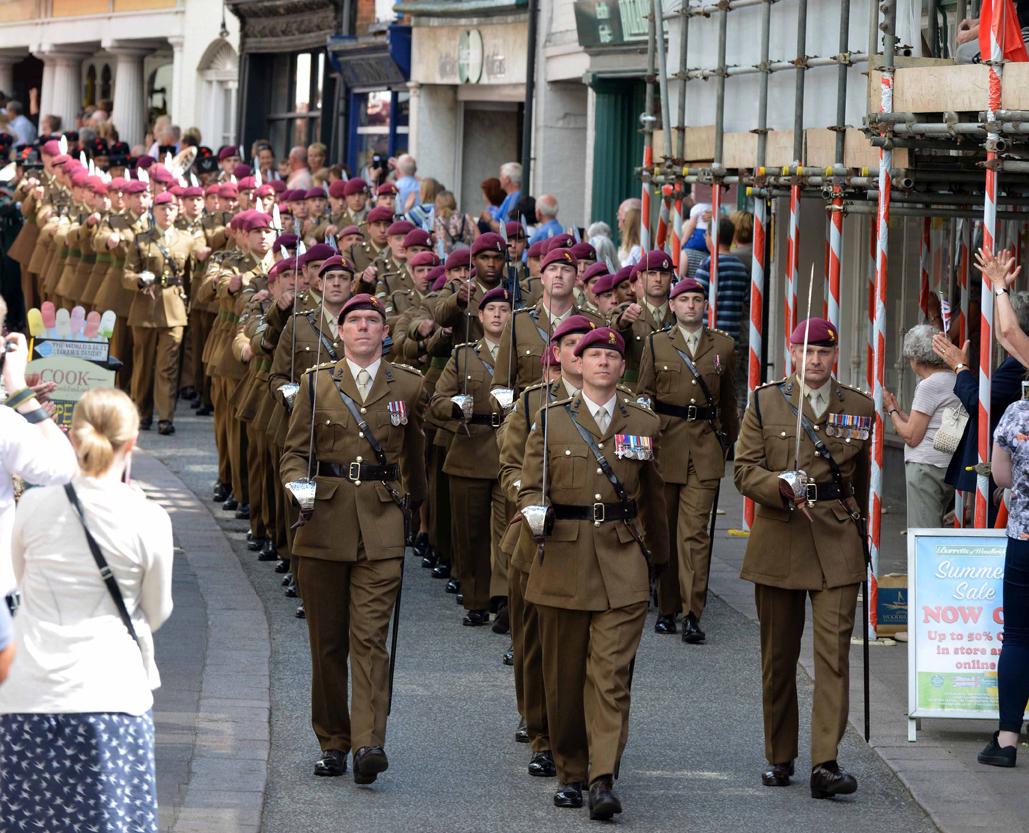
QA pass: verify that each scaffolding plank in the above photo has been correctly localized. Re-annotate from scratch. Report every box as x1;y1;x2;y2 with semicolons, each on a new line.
806;128;908;170
868;64;988;113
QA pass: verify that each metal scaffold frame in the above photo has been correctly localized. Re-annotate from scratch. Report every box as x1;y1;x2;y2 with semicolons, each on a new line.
638;0;1029;638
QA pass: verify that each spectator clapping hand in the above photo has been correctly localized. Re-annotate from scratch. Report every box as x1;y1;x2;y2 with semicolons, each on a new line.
932;334;969;372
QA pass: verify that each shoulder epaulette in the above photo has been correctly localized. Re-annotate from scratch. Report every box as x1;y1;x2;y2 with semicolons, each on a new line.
709;327;732;339
305;360;336;374
543;395;573;409
391;362;423;377
616;383;634;394
453;341;477;349
837;381;873;400
514;306;534;315
756;376;789;391
522;381;545;393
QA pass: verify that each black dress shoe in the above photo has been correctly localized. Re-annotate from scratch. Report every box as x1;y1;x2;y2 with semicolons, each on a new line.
258;540;278;562
553;782;584;809
420;549;439;569
196;404;213;416
445;578;460;595
235;503;251;520
588;776;623;821
503;645;514;666
222;495;239;512
295;601;305;618
978;732;1018;767
281;571;294;586
455;593;464;606
139;418;153;431
682;612;706;644
213;482;229;502
247;536;265;552
157;420;175;436
431;563;450;579
275;561;291;575
180;386;197;400
528;750;557;777
810;761;858;799
284;577;299;598
190;398;201;410
353;746;388;785
462;609;490;627
654;613;677;634
412;531;430;559
492;603;510;635
761;760;795;787
514;719;529;743
313;749;347;776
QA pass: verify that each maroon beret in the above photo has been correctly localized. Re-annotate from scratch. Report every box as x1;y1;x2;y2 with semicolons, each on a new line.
570;242;597;261
274;233;299;251
402;229;431;250
790;317;839;347
168;184;185;197
387;220;415;237
286;189;306;202
217;145;239;162
277;202;292;215
70;171;89;188
243;212;274;231
427;265;446;287
343;177;369;197
270;257;299;277
150;165;174;185
270;180;287;194
591;274;615;295
505;220;525;240
377;183;398;196
573;326;625;358
338;224;363;238
218;183;239;199
338;292;385;323
366;206;394;225
237;176;255;191
153;191;174;206
478;286;512;310
445;249;471;270
551;314;596;343
52;153;72;167
233;163;253;179
305;187;325;200
108;177;127;192
431;270;449;292
546;233;576;252
639;249;674;273
301;243;337;265
204;183;220;196
471;232;504;256
254;184;276;198
318;255;356;277
135;156;155;170
122;180;147;194
670;278;707;300
328;180;347;199
610;266;633;288
540;248;577;270
41;139;61;157
527;241;547;259
582;262;609;285
407;250;439;269
182;186;204;198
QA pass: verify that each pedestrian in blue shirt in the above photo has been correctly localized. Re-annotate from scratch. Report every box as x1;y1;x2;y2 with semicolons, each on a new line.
528;194;562;245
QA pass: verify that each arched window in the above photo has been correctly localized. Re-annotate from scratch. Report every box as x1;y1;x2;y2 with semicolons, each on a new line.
84;64;96;107
147;64;172;124
100;64;112;101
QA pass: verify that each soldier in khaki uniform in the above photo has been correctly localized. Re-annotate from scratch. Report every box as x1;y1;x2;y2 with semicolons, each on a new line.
428;286;512;625
734;317;872;799
122;191;207;434
346;205;392;284
388;250;438;323
518;327;666;819
339;177;370;227
281;293;425;785
614;250;676;384
430;233;506;347
493;247;603;396
637;278;739;643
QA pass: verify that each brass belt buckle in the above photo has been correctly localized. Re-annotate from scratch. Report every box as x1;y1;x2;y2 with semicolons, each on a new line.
491;411;502;428
592;502;606;525
348;462;362;482
686;404;698;421
805;482;818;506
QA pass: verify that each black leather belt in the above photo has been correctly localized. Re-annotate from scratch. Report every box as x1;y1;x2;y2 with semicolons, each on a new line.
804;481;853;503
317;461;399;481
654;400;715;421
552;500;638;523
467;413;503;428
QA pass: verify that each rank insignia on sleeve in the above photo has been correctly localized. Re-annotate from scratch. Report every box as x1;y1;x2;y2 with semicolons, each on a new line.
387;400;408;426
826;413;872;440
615;434;653;460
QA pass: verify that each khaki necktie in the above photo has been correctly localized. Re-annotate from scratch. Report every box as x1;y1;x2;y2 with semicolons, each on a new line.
808;390;826;420
357;369;372;402
594;408;609;434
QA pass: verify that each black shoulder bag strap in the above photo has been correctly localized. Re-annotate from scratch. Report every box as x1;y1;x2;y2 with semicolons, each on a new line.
561;403;651;559
527;310;552;344
776;386;872;567
474;345;494;377
64;483;141;649
306;310;339;361
672;340;728;452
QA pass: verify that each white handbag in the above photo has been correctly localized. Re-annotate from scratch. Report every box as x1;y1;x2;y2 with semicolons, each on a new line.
933;404;969;454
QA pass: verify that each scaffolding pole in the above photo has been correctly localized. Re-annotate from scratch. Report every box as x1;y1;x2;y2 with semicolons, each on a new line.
919;217;932;320
708;0;729;327
827;0;851;375
785;0;807;373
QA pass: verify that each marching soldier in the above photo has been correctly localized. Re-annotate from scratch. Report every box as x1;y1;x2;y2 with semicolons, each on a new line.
518;327;666;820
122;191;207;434
281;293;425;784
428;286;512;626
347;206;393;276
492;248;603;396
614;250;676;384
637;278;739;642
340;177;371;227
734;318;872;799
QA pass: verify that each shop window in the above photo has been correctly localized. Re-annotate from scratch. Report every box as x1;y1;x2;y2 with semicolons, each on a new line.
100;64;112;101
266;50;324;153
349;89;409;178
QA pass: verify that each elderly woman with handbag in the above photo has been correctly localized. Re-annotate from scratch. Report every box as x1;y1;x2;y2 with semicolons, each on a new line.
0;388;174;833
883;323;962;528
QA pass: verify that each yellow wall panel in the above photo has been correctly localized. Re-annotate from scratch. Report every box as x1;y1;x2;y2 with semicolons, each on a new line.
114;0;177;10
0;0;40;22
52;0;108;15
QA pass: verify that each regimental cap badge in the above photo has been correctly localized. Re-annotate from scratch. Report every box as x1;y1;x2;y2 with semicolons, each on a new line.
608;330;618;345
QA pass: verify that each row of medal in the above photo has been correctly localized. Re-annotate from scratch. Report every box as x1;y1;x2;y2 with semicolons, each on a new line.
825;412;873;440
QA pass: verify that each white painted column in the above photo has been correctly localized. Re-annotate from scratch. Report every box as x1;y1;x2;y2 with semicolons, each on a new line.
106;45;150;148
167;36;185;126
37;49;54;118
225;80;238;145
39;48;87;134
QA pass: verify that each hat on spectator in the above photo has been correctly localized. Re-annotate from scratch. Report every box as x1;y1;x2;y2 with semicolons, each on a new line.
471;232;504;256
573;326;625;357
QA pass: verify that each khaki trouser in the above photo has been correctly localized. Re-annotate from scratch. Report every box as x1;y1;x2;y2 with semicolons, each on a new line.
490;490;513;599
211;376;232;487
227;385;248;503
428;443;452;567
245;422;267;539
656;463;720;620
131;326;184;423
538;601;647;785
110;317;134;394
296;552;403;753
509;565;549;753
448;475;495;611
753;582;859;767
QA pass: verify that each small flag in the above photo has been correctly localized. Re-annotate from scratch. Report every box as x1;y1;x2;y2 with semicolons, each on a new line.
939;290;952;334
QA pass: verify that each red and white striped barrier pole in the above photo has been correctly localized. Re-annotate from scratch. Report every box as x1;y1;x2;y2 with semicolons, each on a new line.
958;218;971;342
671;191;683;271
827;183;844;374
976;7;1005;528
743;194;768;532
867;219;876;393
784;179;800;372
919;217;931;321
641;145;653;252
709;182;722;328
657;185;672;251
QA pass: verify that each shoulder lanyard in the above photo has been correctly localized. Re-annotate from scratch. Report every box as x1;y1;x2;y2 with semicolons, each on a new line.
306;311;339;361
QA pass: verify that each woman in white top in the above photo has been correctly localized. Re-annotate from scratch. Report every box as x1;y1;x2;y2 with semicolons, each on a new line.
884;324;961;529
0;388;174;833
